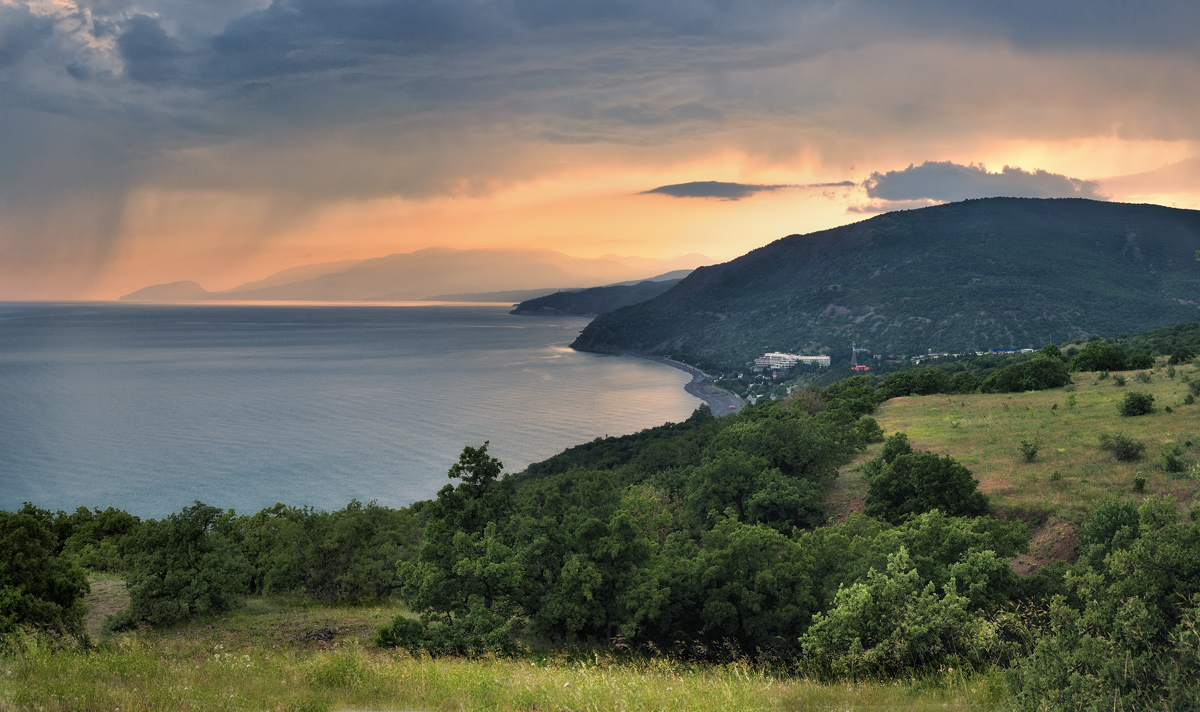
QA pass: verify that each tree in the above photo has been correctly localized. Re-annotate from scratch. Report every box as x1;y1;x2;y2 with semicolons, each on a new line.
1169;346;1196;365
1071;340;1128;372
0;508;89;638
389;443;524;653
108;502;251;629
863;434;988;523
980;355;1070;393
801;547;981;677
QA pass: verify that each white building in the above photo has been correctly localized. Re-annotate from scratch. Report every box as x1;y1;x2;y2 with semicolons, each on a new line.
754;352;831;369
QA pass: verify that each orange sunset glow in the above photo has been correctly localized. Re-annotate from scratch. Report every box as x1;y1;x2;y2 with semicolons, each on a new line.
2;1;1198;299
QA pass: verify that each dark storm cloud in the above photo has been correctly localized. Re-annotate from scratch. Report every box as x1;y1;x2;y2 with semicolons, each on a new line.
865;162;1106;202
641;181;794;200
2;0;1199;297
0;4;53;69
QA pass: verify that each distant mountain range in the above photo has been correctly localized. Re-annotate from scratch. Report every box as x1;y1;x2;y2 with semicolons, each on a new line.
572;198;1200;369
121;249;710;302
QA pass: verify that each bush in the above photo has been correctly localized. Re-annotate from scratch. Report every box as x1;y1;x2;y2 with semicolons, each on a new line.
1100;433;1146;461
1072;340;1128;372
1119;391;1154;416
1113;374;1127;387
801;547;985;678
1135;371;1152;383
1169;346;1196;365
1019;439;1039;463
1161;444;1187;474
980;355;1071;394
108;502;252;630
0;508;90;638
1006;498;1200;712
376;605;521;656
1191;380;1200;397
863;434;989;523
1128;353;1154;369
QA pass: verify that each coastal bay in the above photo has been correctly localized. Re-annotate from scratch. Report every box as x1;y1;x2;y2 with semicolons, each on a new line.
0;303;702;516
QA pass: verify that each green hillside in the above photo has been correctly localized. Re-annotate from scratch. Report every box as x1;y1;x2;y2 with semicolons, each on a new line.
510;279;681;316
573;198;1200;370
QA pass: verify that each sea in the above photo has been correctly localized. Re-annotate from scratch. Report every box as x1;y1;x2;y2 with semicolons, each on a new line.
0;303;702;517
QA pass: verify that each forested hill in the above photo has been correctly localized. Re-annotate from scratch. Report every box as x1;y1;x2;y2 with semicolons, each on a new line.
509;279;681;316
572;198;1200;370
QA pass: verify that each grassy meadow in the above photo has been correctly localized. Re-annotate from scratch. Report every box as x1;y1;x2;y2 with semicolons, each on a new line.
1;588;1002;712
832;360;1200;566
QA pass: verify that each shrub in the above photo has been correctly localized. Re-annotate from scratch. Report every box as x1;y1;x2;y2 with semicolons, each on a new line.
1119;391;1154;416
0;507;90;638
1066;393;1077;409
980;355;1071;394
1190;380;1200;397
1006;498;1200;712
1128;353;1154;369
801;547;984;678
1072;340;1128;372
1019;439;1039;463
108;502;252;630
1187;394;1196;405
864;434;989;523
1100;433;1146;461
1161;444;1187;474
1134;476;1146;493
1136;371;1152;383
1113;374;1127;387
1169;346;1196;365
1169;365;1177;378
948;371;979;394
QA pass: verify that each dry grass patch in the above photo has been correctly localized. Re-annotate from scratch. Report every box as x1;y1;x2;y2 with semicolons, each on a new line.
868;363;1200;522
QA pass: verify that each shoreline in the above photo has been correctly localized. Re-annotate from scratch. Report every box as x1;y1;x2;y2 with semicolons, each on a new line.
577;347;745;415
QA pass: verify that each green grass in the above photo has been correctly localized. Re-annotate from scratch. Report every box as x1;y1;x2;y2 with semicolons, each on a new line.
2;597;1004;712
842;361;1200;527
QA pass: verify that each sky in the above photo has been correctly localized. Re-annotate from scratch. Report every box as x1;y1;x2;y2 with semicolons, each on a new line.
2;0;1199;299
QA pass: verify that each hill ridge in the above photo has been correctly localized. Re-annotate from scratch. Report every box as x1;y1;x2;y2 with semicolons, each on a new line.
572;198;1200;369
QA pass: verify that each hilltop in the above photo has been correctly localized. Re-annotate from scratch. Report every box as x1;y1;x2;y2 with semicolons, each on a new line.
509;278;682;316
573;198;1200;370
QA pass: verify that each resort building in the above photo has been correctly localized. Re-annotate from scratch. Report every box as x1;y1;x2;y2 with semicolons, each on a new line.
753;352;831;370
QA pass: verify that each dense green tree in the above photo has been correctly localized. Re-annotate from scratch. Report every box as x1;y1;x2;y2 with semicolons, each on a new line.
948;370;980;394
980;355;1071;393
863;434;988;523
1169;346;1196;365
391;444;525;652
1071;339;1128;372
0;508;89;638
109;502;251;629
878;369;951;399
821;376;879;416
693;517;816;654
60;507;141;572
230;501;419;601
1007;498;1200;711
801;547;982;677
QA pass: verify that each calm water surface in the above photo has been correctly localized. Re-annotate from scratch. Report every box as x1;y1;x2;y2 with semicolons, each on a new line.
0;303;701;516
